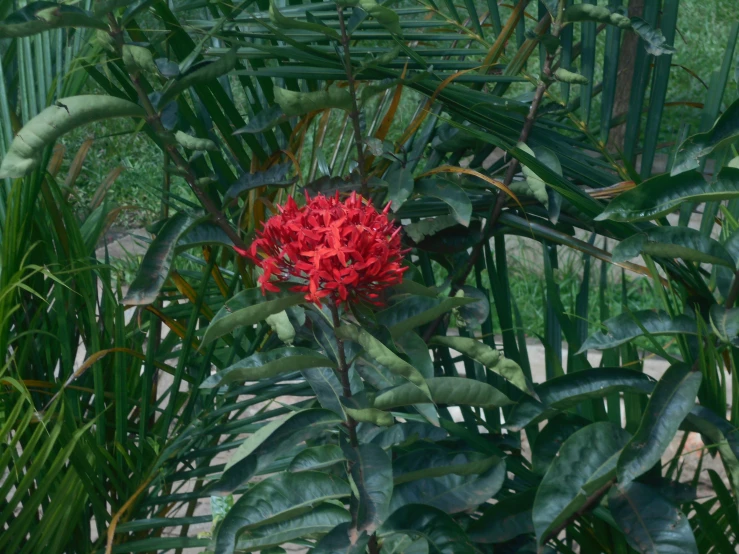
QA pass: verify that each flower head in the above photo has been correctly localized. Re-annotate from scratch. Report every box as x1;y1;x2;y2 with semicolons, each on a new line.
236;192;408;306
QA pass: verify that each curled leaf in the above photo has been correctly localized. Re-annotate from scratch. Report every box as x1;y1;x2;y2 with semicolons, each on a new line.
274;85;352;117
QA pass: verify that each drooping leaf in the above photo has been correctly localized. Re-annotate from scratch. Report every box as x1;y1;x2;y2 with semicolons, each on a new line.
392;450;501;485
685;406;739;497
289;445;345;473
612;227;735;268
468;488;537;543
274;85;352;117
579;310;698;352
506;369;655;431
358;0;401;34
225;163;295;200
0;95;145;178
597;168;739;222
533;422;630;544
200;347;335;389
378;504;476;554
158;48;237;108
710;304;739;346
269;2;339;39
343;443;393;533
414;178;473;226
0;2;108;38
344;405;394;427
618;363;701;484
373;377;512;410
385;165;415;211
380;535;429;554
311;522;370;554
609;482;697;554
377;295;476;338
214;471;350;554
122;212;198;306
630;17;676;56
672;97;739;175
430;336;532;394
370;422;448;448
302;366;345;415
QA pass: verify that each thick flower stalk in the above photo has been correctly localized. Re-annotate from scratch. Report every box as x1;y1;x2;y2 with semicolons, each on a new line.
236;192;408;306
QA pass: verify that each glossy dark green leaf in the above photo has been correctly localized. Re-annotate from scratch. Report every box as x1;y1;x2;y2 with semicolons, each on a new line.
672;97;739;175
414;178;472;226
123;212;198;306
386;165;415;211
685;406;739;496
202;291;305;346
379;504;476;554
344;443;393;533
609;482;697;554
618;363;701;484
370;422;448;449
531;415;588;475
201;347;335;389
377;295;476;338
289;445;345;473
374;377;512;411
225;163;295;200
176;221;234;250
214;471;350;554
533;422;630;544
579;310;697;352
312;522;370;554
392;450;500;485
0;2;108;38
612;227;735;268
597;168;739;222
710;304;739;346
302;366;345;415
506;369;655;431
380;535;429;554
158;47;237;108
468;488;536;544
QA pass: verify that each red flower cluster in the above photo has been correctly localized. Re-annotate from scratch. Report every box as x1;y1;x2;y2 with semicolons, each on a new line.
235;192;408;306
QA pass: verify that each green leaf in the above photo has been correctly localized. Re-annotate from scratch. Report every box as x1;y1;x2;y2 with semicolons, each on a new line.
0;95;145;178
381;535;429;554
553;68;589;84
562;4;631;28
122;212;198;306
672;97;739;175
377;295;476;338
430;336;532;394
312;522;370;554
609;482;697;554
612;227;735;268
200;347;335;389
374;377;512;410
202;291;305;346
225;163;295;201
0;2;108;38
393;451;501;485
385;165;415;212
579;310;697;352
122;44;160;76
302;366;345;415
174;130;218;151
274;85;352;117
531;415;587;475
289;445;346;473
533;422;630;544
344;443;393;533
467;488;536;543
506;369;655;431
414;179;473;227
597;168;739;222
618;363;701;484
214;471;350;554
370;422;448;448
359;0;401;34
235;504;351;552
404;216;459;244
710;304;739;346
379;505;476;553
630;17;676;56
265;310;295;344
390;452;505;513
685;406;739;498
336;325;431;399
177;221;234;250
158;47;237;108
269;2;340;40
233;105;289;135
344;406;394;427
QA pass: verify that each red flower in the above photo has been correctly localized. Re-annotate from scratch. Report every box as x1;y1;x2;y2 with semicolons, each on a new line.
235;192;408;306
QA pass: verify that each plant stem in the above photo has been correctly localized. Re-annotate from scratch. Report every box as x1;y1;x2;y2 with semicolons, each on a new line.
336;5;369;197
329;300;359;448
726;271;739;309
106;16;248;251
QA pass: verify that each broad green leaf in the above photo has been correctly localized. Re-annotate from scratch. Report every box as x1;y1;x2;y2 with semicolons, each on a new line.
710;304;739;346
344;406;394;427
381;535;429;554
613;227;735;268
122;44;159;76
289;445;345;473
392;450;501;485
344;443;393;533
672;97;739;175
358;0;401;34
370;422;448;448
597;168;739;222
390;452;505;513
0;3;108;38
201;347;335;389
686;406;739;498
158;48;237;108
302;366;345;415
377;295;476;338
531;415;587;475
404;216;459;243
630;17;676;56
430;336;532;394
414;178;472;226
274;85;351;117
562;4;630;27
609;482;697;554
618;363;701;484
177;221;234;250
467;489;536;544
235;504;351;552
174;130;218;151
312;522;370;554
225;163;295;200
579;310;697;352
378;504;476;554
202;291;305;346
533;422;630;544
336;325;430;399
0;95;145;178
215;471;350;554
373;377;512;410
122;212;198;305
506;369;655;431
385;165;415;211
